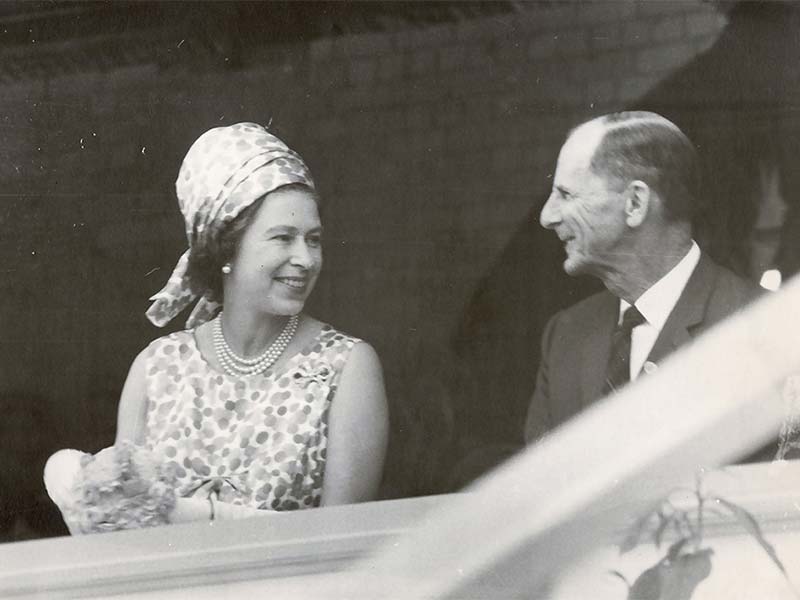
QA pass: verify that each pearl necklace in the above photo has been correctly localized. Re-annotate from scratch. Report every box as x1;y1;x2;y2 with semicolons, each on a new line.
212;313;299;377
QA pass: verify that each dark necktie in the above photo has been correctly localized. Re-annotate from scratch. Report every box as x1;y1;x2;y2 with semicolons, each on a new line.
603;305;646;395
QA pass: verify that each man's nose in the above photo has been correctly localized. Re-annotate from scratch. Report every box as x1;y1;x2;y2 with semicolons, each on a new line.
539;195;560;230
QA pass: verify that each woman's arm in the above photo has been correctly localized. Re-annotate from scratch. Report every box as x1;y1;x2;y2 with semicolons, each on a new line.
115;350;149;445
321;342;389;506
170;496;290;522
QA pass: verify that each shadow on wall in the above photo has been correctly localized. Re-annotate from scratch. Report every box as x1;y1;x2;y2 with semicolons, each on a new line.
380;340;457;498
638;0;800;281
449;0;800;488
449;217;601;488
0;393;68;542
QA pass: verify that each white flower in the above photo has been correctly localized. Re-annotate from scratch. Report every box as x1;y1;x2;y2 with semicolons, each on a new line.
43;449;86;510
44;442;177;534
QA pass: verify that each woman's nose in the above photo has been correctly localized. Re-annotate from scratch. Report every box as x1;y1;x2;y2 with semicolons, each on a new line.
291;240;315;267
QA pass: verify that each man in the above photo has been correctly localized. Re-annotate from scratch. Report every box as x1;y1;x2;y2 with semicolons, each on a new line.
524;111;762;444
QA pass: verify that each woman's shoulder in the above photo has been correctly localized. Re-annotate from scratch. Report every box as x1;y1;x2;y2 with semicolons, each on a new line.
141;329;196;359
301;316;363;349
291;316;370;373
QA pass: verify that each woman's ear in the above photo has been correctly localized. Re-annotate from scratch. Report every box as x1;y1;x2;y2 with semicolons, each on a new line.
624;180;651;228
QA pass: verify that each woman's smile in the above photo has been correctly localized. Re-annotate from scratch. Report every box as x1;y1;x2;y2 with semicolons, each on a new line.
274;275;309;291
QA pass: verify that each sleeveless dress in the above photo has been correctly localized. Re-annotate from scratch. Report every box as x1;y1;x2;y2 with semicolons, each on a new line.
142;324;359;511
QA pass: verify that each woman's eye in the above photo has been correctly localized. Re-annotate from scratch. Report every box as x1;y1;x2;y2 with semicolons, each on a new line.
307;235;322;247
273;234;293;242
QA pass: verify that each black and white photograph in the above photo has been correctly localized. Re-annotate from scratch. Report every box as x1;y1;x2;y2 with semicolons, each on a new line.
2;1;800;597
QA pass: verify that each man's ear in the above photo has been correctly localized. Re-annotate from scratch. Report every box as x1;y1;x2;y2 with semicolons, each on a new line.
624;180;650;227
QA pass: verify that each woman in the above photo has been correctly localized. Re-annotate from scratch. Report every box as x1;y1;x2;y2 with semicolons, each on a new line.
113;122;388;522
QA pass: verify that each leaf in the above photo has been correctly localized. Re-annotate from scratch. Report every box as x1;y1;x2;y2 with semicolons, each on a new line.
627;561;664;600
672;514;687;540
666;537;690;562
628;547;713;600
660;549;713;600
712;495;787;576
609;570;630;591
620;505;660;553
653;511;674;549
683;510;697;535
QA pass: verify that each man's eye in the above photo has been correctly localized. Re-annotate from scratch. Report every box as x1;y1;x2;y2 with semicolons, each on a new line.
307;235;322;247
273;234;293;242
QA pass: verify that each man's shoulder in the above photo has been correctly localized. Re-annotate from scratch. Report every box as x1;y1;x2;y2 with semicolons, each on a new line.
553;289;616;326
704;257;764;308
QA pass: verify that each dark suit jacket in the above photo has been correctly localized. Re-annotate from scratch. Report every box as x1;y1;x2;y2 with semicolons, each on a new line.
524;254;763;444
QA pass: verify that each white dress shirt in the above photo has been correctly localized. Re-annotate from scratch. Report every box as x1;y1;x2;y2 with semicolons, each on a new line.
620;241;701;381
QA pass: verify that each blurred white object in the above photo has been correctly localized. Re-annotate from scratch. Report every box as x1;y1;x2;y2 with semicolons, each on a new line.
43;450;84;508
760;269;782;291
43;449;86;535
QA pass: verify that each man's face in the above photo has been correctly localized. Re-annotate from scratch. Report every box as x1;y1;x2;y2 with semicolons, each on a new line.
540;125;628;279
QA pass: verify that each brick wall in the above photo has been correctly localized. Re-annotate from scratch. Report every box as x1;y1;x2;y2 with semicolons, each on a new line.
299;1;726;347
0;1;728;501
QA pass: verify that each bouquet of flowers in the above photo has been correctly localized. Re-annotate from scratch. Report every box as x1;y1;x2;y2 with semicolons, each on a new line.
44;442;177;534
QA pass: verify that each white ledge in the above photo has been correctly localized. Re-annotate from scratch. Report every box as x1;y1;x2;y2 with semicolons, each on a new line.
0;494;443;599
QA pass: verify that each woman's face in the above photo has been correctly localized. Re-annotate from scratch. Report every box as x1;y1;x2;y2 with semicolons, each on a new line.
226;187;322;316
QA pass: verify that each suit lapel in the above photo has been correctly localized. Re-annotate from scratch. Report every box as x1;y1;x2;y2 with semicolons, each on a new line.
580;292;619;406
646;254;718;365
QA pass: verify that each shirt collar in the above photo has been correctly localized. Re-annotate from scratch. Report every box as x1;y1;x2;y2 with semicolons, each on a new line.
620;241;701;330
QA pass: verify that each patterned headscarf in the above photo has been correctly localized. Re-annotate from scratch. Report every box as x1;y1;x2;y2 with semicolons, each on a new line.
146;122;314;328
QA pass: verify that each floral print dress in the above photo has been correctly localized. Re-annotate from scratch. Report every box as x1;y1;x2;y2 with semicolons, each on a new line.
142;325;358;511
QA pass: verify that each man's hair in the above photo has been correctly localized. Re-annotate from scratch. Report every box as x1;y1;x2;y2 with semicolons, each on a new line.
582;111;700;221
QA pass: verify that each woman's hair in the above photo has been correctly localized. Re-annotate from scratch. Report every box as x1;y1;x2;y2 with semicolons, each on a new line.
186;183;319;303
